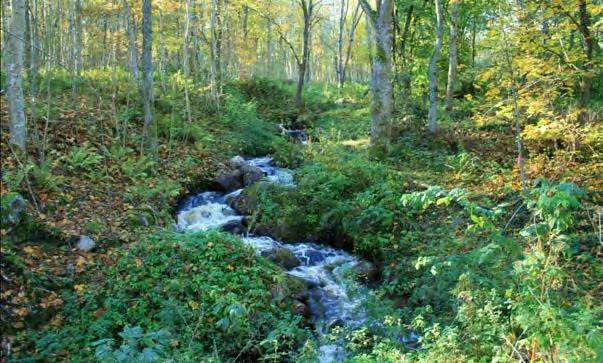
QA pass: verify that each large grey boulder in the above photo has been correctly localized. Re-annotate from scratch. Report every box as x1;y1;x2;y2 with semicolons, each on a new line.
228;155;247;169
77;235;96;252
215;169;244;192
241;165;264;186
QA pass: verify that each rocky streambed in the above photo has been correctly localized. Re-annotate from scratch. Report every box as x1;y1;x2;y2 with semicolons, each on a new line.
176;156;375;362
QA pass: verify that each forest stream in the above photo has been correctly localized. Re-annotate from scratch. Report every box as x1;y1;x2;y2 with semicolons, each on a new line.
176;157;368;362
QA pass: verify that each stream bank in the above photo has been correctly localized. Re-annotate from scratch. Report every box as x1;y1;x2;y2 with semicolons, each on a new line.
176;156;375;362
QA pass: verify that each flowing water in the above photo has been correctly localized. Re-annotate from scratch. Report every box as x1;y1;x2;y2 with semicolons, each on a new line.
176;157;369;362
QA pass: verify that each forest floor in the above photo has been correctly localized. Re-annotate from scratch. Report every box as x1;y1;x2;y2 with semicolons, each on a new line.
1;76;601;361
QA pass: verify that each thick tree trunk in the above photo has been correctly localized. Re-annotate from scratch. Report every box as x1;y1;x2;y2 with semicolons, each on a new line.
141;0;156;154
360;0;394;155
428;0;444;133
445;0;459;112
6;0;27;151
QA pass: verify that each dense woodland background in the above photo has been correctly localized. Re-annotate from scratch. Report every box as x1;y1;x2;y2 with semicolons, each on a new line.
0;0;601;362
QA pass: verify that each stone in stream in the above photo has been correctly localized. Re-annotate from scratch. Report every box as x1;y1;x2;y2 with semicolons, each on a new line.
220;219;246;235
355;261;380;284
77;235;96;252
241;165;264;186
228;155;247;169
260;247;301;270
229;182;269;215
215;169;244;192
292;300;310;317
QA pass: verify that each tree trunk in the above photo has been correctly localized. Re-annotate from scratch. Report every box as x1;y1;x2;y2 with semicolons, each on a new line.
294;0;315;108
398;5;413;100
6;0;27;151
500;16;526;189
428;0;444;133
266;20;273;76
28;0;42;160
471;18;476;67
122;0;139;81
141;0;156;154
360;0;394;155
210;0;222;106
340;2;361;88
577;0;594;125
337;0;349;89
445;0;459;112
183;0;193;125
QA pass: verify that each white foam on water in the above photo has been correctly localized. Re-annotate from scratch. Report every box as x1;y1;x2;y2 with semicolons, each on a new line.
266;168;295;185
241;236;282;252
177;203;242;231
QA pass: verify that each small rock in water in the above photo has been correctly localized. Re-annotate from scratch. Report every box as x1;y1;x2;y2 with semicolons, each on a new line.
228;155;247;169
138;214;150;226
327;318;345;330
77;235;96;252
355;261;380;284
292;300;310;317
261;247;301;270
221;219;246;235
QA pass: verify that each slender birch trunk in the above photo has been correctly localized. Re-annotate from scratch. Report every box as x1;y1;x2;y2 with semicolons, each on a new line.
500;15;527;189
6;0;27;151
445;0;459;112
294;0;316;108
183;0;193;125
122;0;139;81
210;0;222;106
141;0;156;154
342;3;362;87
428;0;444;133
28;0;42;160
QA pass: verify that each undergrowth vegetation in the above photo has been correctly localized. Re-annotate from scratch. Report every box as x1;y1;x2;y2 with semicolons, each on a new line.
23;231;308;361
1;74;601;362
236;79;602;362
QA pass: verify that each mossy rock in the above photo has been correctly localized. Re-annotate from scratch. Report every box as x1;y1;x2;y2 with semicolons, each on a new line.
1;192;27;230
230;181;271;215
260;247;300;270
